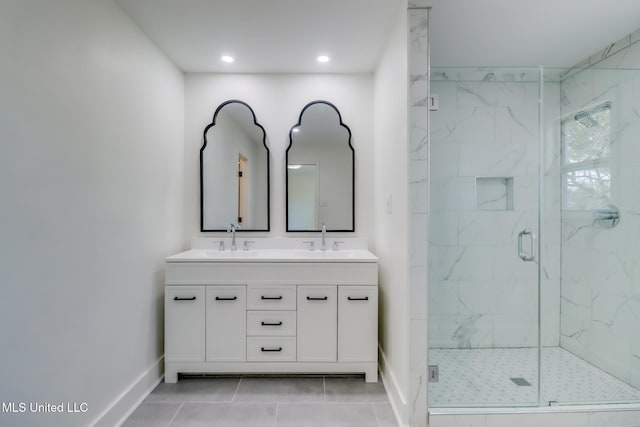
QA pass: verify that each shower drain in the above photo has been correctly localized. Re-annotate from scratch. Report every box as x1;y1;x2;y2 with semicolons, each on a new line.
510;377;532;386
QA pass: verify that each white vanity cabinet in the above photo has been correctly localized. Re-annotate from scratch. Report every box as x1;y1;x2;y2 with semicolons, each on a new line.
164;251;379;383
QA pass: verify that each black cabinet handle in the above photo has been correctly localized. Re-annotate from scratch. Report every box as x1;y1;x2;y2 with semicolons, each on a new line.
215;296;238;301
261;347;283;352
261;321;283;326
347;296;369;301
261;296;283;300
173;296;196;301
306;296;328;301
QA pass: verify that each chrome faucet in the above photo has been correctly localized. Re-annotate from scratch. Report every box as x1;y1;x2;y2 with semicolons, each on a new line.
227;223;241;251
321;223;327;251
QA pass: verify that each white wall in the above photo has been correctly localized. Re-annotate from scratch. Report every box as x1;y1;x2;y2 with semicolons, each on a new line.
373;2;410;423
0;1;184;426
184;74;374;241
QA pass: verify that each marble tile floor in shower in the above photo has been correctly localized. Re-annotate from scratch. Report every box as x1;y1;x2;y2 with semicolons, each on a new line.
429;347;640;407
122;375;398;427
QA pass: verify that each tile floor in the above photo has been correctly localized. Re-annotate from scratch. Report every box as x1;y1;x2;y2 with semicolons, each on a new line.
429;347;640;407
122;375;398;427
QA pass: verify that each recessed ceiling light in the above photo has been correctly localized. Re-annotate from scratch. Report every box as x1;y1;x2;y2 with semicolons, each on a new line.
317;55;330;63
221;55;234;63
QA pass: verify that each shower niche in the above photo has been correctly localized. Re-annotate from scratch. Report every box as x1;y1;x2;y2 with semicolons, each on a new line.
475;177;514;211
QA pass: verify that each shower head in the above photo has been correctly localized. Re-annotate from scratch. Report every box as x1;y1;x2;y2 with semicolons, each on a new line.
574;101;611;128
574;110;599;128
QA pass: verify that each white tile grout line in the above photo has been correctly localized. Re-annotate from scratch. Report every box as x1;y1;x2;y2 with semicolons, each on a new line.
272;403;279;427
372;402;383;427
323;376;327;402
165;402;183;427
231;377;242;403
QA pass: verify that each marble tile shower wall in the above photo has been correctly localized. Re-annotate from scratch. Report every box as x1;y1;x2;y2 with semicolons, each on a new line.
428;71;562;349
559;66;640;390
408;3;429;426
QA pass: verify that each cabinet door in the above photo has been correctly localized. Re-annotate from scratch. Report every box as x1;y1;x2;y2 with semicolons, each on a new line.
206;286;246;362
165;286;205;362
297;285;337;362
338;286;378;362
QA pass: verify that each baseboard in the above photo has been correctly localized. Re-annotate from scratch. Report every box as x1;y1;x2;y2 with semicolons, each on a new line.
379;345;409;427
90;356;164;427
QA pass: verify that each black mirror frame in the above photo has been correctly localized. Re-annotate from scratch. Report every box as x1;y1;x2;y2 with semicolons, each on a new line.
200;100;270;232
285;100;355;232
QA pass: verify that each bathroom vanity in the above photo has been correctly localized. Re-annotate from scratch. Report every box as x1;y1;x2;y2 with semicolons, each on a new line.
164;238;379;383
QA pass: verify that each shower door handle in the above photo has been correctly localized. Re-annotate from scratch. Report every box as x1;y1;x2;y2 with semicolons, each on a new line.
517;229;536;261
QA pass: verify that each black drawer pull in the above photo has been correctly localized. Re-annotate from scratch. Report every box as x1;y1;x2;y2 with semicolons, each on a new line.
261;321;283;326
173;296;196;301
306;296;328;301
215;296;238;301
261;347;283;352
261;296;283;300
348;296;369;301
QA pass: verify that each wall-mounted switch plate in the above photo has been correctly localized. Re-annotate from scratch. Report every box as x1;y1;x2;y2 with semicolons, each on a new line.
386;195;392;214
429;95;439;111
428;365;439;382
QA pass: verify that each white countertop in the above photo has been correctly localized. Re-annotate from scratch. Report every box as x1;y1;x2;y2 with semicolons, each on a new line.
167;237;378;263
165;248;378;263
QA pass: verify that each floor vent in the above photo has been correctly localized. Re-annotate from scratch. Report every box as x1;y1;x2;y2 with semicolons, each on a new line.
510;377;532;386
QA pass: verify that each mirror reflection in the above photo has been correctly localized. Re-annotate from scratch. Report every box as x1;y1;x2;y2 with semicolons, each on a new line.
286;101;354;231
201;100;270;231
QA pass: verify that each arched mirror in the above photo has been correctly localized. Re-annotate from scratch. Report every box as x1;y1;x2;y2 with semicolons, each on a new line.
286;101;354;232
201;100;270;231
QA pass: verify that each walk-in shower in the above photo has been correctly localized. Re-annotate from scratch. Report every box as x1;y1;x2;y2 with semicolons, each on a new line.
427;66;640;409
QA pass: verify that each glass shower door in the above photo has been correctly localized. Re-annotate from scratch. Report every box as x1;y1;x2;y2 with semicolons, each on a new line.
428;67;542;407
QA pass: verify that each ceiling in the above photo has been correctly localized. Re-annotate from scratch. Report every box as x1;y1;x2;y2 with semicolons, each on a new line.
116;0;640;73
115;0;401;73
430;0;640;68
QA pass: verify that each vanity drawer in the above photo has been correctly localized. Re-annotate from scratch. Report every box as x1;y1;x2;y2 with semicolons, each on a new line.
247;337;296;361
247;285;296;310
247;311;296;336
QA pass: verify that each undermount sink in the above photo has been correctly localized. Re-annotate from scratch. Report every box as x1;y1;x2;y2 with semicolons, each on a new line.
203;250;261;258
292;250;357;258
